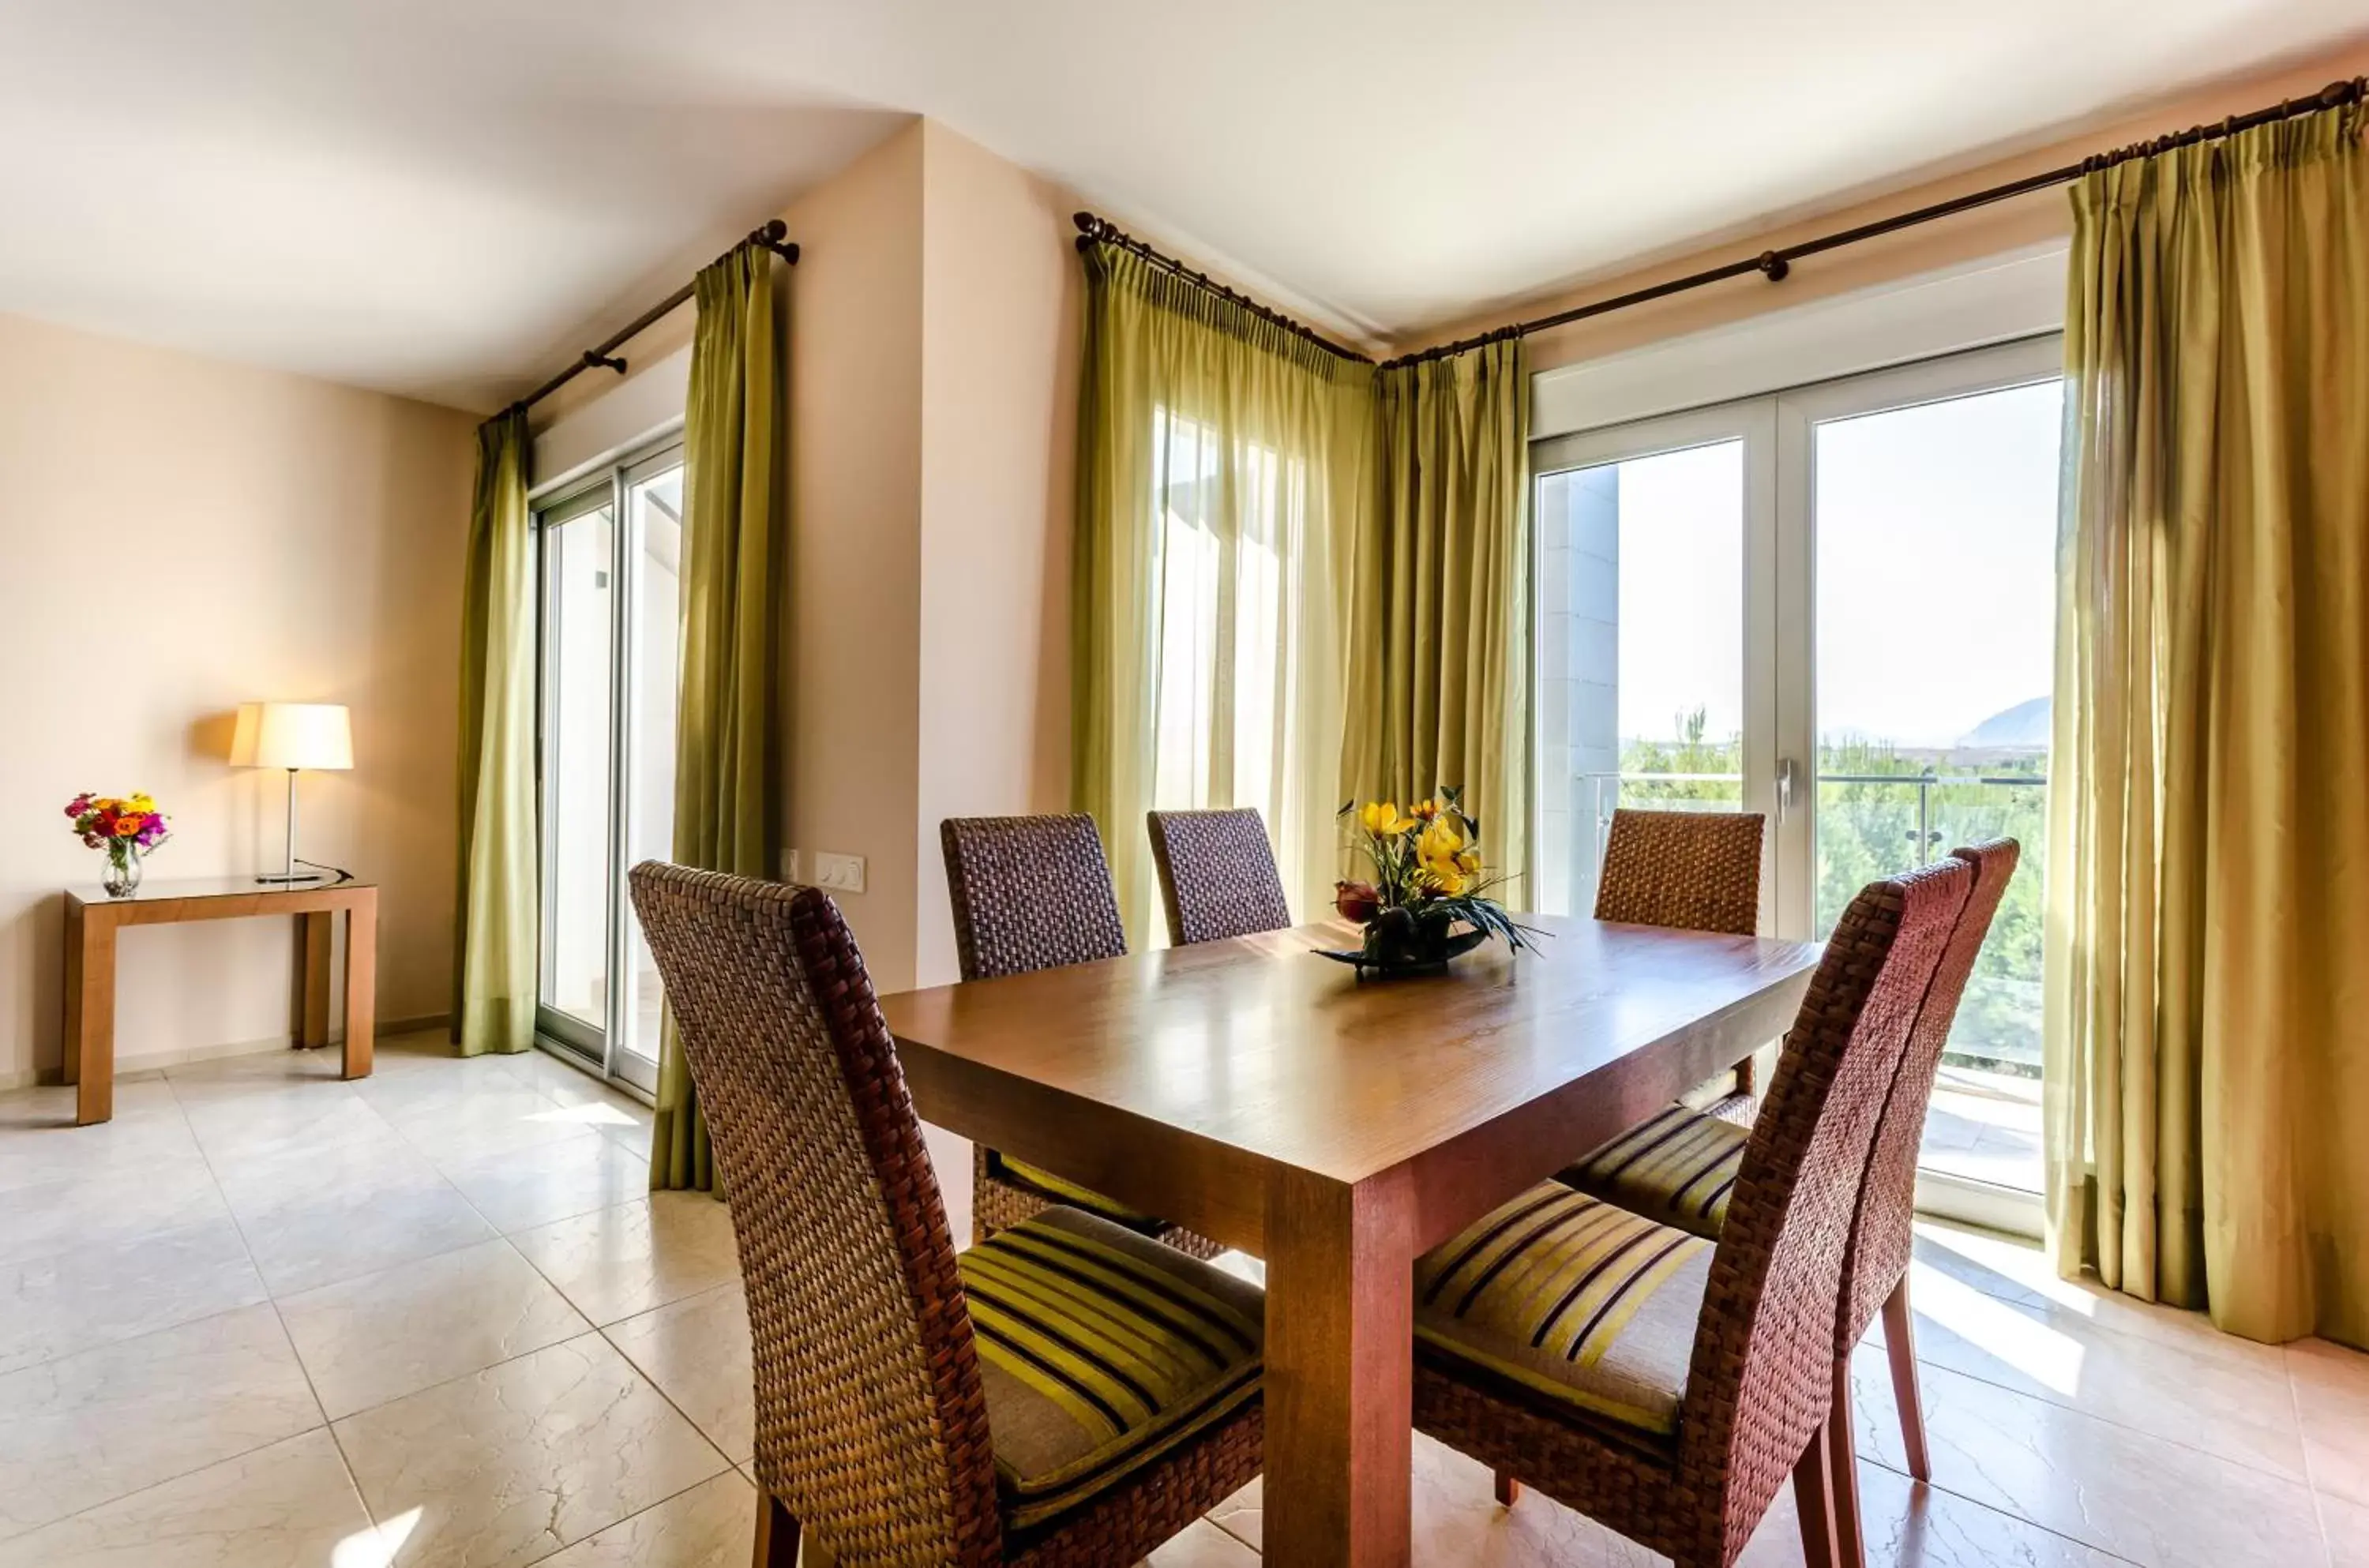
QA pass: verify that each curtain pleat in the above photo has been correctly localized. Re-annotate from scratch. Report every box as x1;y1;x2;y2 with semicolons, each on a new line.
452;407;538;1057
1339;339;1532;902
2047;102;2369;1346
650;243;787;1193
1072;243;1372;941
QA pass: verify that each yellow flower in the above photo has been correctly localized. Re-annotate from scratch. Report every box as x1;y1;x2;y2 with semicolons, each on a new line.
128;793;156;812
1359;801;1415;838
1415;817;1471;895
1456;847;1484;876
1411;798;1440;821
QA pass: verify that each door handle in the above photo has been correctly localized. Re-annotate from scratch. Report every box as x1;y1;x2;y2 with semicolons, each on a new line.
1778;757;1796;820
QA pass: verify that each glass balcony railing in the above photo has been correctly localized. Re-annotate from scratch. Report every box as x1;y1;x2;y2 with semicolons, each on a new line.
1574;767;2047;1079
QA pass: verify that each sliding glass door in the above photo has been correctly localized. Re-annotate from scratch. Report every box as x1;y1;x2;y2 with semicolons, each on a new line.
533;440;684;1094
1530;403;1778;924
1533;336;2060;1229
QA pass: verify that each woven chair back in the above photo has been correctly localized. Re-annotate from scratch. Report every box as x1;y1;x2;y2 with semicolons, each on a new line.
941;814;1128;981
1840;838;2021;1345
1675;857;1971;1555
1593;808;1766;936
629;862;1003;1566
1147;808;1293;946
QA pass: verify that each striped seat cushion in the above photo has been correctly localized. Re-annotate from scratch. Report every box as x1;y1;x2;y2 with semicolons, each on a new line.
961;1207;1263;1532
987;1150;1162;1229
1556;1104;1748;1241
1414;1184;1710;1437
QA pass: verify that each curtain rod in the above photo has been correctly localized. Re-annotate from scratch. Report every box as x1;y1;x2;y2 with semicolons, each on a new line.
1072;212;1376;363
1383;76;2367;368
516;219;800;413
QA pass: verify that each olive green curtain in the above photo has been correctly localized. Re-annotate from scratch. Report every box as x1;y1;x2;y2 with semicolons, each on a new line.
452;407;538;1057
1072;242;1373;941
2045;101;2369;1346
1338;337;1532;901
650;243;787;1192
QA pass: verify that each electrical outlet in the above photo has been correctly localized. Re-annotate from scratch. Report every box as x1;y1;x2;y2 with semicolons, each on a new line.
813;851;867;895
781;848;803;883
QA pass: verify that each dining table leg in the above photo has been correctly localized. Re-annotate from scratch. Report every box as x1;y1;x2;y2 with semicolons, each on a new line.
1263;1165;1417;1568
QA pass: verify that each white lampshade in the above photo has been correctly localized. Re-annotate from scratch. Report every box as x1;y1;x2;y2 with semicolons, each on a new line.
230;703;354;771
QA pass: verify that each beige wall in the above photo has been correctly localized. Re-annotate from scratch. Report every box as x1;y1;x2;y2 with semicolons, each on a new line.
914;121;1081;988
779;123;929;993
1399;45;2369;372
0;311;476;1087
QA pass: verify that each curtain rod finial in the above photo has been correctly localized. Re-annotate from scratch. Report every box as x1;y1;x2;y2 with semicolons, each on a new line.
1072;212;1100;237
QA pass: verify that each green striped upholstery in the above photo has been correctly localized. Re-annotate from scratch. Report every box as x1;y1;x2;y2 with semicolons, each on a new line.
1557;1104;1748;1241
1414;1184;1710;1437
986;1152;1163;1229
961;1207;1263;1531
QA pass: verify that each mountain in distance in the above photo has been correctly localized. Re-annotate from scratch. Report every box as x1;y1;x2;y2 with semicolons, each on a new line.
1960;696;2050;750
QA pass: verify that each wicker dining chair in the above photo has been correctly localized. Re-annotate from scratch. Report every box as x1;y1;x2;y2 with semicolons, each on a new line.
1594;808;1766;936
1557;841;2018;1568
941;814;1225;1259
1146;808;1293;946
629;861;1266;1568
1412;858;1972;1568
1594;808;1769;1103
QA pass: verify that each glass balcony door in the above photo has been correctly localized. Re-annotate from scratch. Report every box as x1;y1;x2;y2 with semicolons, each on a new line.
533;441;684;1096
1530;401;1781;925
1773;336;2061;1221
1532;335;2061;1232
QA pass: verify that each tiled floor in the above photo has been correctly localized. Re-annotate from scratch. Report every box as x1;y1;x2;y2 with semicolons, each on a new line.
2;1032;2365;1567
1918;1066;2044;1194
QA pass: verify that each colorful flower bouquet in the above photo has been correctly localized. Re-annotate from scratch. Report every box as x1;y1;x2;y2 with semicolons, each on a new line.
1321;787;1535;973
66;792;170;897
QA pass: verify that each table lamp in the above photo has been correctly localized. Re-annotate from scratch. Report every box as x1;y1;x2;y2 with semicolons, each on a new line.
231;702;354;884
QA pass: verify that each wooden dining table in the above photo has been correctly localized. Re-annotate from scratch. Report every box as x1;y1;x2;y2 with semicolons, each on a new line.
878;912;1822;1568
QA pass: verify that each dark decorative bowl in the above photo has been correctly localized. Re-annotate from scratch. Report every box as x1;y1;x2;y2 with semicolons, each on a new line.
1315;907;1492;975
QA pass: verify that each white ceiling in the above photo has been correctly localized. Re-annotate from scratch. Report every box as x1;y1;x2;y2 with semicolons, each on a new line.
6;1;2363;411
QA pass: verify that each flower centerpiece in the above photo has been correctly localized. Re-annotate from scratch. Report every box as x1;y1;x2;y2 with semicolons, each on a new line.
66;792;171;898
1321;788;1534;973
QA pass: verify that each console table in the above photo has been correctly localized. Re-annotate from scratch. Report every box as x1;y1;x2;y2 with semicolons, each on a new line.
63;876;377;1125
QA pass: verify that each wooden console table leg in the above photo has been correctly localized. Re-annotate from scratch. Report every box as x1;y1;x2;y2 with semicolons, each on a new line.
1263;1166;1416;1568
298;911;333;1049
341;895;376;1080
73;917;118;1125
62;900;84;1087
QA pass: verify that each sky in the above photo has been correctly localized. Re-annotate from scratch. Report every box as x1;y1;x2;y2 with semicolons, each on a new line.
1589;377;2061;754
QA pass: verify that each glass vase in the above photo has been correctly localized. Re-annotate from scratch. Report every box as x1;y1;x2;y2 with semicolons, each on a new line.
102;841;143;898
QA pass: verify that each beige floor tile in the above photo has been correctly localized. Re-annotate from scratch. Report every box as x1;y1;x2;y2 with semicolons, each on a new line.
276;1239;591;1420
539;1472;755;1568
1909;1225;2289;1379
0;1157;231;1270
2322;1491;2369;1568
377;1086;614;1165
0;1427;389;1568
0;1217;267;1375
0;1082;197;1192
176;1083;396;1164
333;1332;728;1568
208;1127;446;1221
1885;1253;2308;1481
233;1172;497;1298
1147;1517;1262;1565
1734;1460;2132;1567
509;1195;741;1327
2291;1337;2369;1510
437;1132;653;1234
0;1304;322;1540
603;1284;753;1463
1409;1435;1661;1565
1849;1348;2329;1568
